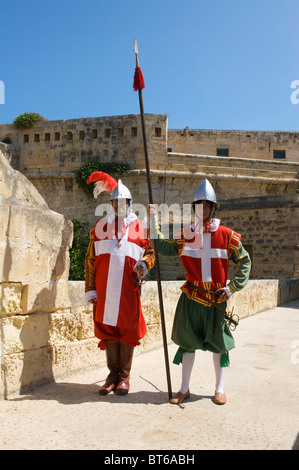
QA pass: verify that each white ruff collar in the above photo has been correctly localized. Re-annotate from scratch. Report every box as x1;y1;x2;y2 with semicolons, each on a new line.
107;212;137;227
208;218;220;232
191;218;220;233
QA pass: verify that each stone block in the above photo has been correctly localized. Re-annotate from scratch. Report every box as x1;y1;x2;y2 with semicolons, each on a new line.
51;338;101;379
2;346;54;396
0;150;73;288
0;282;23;315
76;310;95;340
0;313;50;354
49;312;80;344
20;280;71;314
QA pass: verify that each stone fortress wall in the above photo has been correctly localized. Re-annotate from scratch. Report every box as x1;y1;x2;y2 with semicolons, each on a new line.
168;126;299;161
1;114;299;398
1;113;299;280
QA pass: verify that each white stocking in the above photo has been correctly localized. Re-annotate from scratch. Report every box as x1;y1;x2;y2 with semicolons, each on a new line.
213;353;225;394
179;352;195;394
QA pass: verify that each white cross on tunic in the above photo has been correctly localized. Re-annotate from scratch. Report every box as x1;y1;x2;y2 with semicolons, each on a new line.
94;230;145;326
181;232;228;283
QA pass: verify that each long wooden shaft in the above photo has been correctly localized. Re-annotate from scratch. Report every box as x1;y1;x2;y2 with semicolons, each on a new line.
138;88;172;400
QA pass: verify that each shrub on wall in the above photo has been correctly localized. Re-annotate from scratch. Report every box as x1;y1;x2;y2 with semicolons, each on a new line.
75;161;130;198
0;136;12;144
69;219;90;281
13;112;46;129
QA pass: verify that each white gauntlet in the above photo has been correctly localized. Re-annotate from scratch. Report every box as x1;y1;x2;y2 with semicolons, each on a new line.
133;261;148;279
83;290;98;303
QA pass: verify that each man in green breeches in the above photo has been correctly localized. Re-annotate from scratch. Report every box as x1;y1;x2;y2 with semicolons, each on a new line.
148;179;251;405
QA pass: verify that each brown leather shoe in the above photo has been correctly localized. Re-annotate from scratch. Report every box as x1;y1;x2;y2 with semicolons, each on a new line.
214;392;227;405
99;380;117;395
115;378;130;396
170;389;190;404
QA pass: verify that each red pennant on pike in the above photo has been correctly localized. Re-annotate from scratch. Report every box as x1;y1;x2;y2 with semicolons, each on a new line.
133;66;145;91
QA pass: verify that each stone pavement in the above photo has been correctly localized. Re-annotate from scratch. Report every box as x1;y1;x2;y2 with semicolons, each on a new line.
0;300;298;451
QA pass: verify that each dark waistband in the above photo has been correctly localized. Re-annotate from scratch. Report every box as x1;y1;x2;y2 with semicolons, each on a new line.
186;281;220;298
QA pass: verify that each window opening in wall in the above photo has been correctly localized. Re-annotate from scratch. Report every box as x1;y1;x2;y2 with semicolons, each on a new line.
65;179;73;191
34;134;40;142
118;127;124;137
273;150;286;159
131;127;137;137
155;127;162;137
45;133;50;142
79;130;85;140
24;134;29;143
92;129;98;139
55;132;60;141
105;128;111;138
216;148;229;157
67;131;73;141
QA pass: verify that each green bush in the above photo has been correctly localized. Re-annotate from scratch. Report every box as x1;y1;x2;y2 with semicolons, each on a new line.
0;136;12;144
69;219;91;281
13;112;46;129
75;161;130;198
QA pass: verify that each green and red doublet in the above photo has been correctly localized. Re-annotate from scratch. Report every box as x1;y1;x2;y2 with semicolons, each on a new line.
152;219;251;366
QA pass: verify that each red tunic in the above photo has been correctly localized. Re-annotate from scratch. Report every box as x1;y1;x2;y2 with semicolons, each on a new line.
87;215;154;347
176;223;241;306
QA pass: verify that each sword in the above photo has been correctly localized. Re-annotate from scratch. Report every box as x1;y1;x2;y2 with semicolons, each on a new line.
186;282;239;330
133;38;172;400
133;261;149;295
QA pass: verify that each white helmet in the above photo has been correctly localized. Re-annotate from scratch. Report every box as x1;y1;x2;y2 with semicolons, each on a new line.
193;179;219;207
110;180;133;211
193;179;219;219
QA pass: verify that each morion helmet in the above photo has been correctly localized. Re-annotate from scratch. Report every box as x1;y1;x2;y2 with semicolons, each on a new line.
110;179;133;212
193;179;219;207
110;179;132;202
193;179;219;218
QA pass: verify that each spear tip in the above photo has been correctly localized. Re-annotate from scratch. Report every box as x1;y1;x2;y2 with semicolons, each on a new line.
134;37;138;55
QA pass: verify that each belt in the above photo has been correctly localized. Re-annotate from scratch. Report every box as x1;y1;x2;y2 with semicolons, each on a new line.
186;281;220;299
185;281;239;331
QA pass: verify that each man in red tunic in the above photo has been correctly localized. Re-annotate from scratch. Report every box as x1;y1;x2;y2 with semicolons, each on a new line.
85;175;155;396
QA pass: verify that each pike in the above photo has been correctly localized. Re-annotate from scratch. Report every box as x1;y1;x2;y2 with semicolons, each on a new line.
133;37;172;400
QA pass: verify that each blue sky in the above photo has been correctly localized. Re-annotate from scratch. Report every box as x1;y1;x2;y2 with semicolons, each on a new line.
0;0;299;131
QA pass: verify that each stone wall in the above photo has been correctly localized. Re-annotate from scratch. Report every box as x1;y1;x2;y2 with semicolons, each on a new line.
1;114;299;280
3;147;299;280
127;155;299;280
0;150;72;398
0;114;168;173
1;148;299;398
168;128;299;162
2;117;299;166
1;276;299;399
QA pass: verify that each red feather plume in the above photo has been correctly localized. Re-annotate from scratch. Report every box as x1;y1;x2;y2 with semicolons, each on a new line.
87;171;118;198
